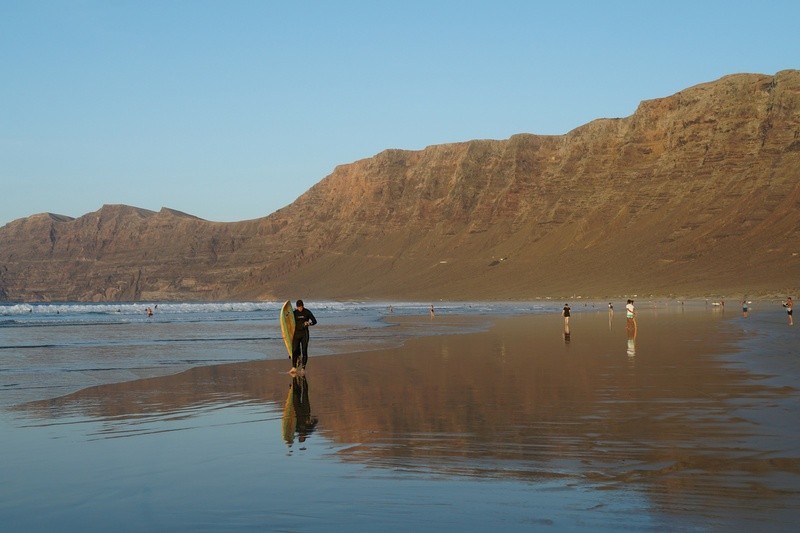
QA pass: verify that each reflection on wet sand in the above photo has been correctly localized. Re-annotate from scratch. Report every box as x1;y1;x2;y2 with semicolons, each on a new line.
17;311;800;528
627;322;637;357
282;375;318;448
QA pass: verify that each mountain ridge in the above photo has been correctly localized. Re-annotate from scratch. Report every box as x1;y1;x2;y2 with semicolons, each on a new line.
2;70;799;301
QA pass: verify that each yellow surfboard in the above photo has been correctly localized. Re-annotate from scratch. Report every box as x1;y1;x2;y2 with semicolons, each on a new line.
279;300;295;358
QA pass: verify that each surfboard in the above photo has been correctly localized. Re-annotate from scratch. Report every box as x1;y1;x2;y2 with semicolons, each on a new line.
279;300;295;358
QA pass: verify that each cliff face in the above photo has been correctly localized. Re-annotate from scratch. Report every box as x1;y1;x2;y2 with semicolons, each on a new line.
0;207;239;301
2;70;799;301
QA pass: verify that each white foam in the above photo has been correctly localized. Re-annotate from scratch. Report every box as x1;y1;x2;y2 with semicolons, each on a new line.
0;302;283;316
0;300;551;318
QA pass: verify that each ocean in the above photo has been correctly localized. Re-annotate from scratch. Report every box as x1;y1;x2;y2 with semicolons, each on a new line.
2;300;798;531
0;300;546;409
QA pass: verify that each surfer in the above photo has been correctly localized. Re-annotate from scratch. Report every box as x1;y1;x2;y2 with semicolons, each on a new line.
291;300;317;373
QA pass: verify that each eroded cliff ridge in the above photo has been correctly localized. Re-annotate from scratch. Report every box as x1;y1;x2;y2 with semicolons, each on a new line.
2;70;799;301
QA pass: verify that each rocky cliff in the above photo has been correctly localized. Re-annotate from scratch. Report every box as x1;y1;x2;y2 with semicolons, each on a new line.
2;70;799;301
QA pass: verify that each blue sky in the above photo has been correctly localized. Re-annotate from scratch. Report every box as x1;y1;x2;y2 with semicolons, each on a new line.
2;1;798;226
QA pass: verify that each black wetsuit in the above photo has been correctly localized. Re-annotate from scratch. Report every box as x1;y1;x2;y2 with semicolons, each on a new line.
292;308;317;368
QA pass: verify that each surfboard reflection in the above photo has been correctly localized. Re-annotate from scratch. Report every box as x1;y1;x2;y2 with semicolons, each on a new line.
282;375;318;448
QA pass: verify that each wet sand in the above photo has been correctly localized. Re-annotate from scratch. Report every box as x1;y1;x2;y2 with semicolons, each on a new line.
4;305;800;530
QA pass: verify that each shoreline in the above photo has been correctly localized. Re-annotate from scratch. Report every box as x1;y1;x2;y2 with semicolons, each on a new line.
1;294;797;306
5;298;796;410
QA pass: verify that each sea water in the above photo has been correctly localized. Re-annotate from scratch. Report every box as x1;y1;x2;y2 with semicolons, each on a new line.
0;300;550;409
0;300;656;532
4;300;796;531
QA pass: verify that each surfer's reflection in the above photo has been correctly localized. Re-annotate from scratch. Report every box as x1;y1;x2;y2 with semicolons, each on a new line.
563;323;571;344
282;375;318;447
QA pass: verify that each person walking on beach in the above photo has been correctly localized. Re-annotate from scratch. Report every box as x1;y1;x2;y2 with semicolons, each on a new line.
562;303;571;325
783;296;793;326
626;299;637;333
291;300;317;374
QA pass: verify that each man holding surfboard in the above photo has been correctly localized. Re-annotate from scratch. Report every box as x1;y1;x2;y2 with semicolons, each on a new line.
291;299;317;374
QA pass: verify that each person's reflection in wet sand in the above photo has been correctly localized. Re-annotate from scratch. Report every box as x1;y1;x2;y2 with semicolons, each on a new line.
563;322;571;344
626;323;637;358
282;375;318;450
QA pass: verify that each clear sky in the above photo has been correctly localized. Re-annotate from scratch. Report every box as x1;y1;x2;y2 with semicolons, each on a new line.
2;1;798;226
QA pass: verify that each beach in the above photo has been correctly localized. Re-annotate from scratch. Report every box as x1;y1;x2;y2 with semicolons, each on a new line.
1;301;798;531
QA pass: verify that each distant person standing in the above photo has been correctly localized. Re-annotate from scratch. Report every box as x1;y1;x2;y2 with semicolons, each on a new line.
430;305;435;319
742;299;749;318
562;303;571;325
291;300;317;374
626;299;637;333
783;297;793;326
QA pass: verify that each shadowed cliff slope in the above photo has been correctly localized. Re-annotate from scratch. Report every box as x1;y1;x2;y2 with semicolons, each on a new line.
2;70;799;301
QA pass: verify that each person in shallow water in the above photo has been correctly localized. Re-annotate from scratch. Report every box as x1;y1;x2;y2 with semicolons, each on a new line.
626;299;637;334
291;299;317;374
783;296;793;326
